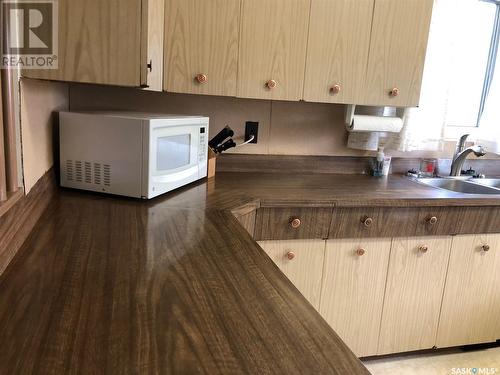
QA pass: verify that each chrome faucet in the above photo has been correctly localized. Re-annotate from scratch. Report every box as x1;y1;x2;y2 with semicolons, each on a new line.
450;134;486;176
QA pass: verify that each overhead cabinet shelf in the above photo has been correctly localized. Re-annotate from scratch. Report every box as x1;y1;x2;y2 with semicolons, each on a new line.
23;0;434;107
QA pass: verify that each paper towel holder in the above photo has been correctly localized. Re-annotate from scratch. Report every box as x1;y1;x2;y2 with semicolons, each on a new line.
345;104;409;127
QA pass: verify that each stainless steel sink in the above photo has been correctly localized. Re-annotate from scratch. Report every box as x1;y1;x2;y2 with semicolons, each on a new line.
413;178;500;195
469;178;500;189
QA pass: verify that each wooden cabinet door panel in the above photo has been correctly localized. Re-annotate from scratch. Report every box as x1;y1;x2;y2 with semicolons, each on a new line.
436;234;500;348
303;0;374;104
164;0;240;96
320;238;391;357
378;236;451;355
238;0;310;101
364;0;433;106
258;240;325;309
24;0;144;86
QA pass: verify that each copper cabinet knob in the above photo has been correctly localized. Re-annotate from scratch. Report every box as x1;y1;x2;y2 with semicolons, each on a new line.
362;217;373;227
289;218;301;229
390;87;400;97
195;73;207;84
330;84;341;94
266;79;277;89
482;244;491;252
356;248;366;256
419;245;429;253
428;216;438;225
286;251;296;260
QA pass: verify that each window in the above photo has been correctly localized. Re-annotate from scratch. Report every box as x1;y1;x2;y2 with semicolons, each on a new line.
441;0;500;137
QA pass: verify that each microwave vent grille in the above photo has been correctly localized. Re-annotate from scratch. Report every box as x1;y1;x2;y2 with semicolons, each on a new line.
65;160;111;187
93;163;101;185
84;162;92;184
75;161;83;182
66;160;74;181
103;164;111;186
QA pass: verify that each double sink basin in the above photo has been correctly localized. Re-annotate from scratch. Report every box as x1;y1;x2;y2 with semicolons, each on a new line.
412;178;500;195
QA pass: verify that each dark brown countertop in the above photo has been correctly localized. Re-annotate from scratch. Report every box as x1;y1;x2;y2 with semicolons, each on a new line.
1;172;500;374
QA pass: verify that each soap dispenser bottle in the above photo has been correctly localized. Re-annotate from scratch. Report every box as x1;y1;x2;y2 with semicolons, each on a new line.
373;147;385;177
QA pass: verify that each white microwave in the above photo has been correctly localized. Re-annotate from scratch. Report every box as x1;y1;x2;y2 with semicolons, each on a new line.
59;111;209;199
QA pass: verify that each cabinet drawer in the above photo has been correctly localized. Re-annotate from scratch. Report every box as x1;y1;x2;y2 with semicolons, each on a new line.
254;208;332;241
415;207;462;236
330;207;419;239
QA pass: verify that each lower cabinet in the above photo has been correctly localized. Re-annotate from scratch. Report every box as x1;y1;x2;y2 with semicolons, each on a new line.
378;237;452;355
436;234;500;348
319;238;391;357
259;233;500;357
257;240;325;309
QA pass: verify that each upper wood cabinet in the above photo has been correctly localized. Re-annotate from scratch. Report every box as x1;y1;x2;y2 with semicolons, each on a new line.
237;0;311;101
22;0;434;104
320;238;391;357
378;236;451;355
258;240;325;309
23;0;164;90
303;0;374;104
363;0;434;106
163;0;240;96
437;234;500;348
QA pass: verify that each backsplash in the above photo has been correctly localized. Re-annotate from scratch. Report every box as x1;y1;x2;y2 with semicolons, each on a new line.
68;83;485;160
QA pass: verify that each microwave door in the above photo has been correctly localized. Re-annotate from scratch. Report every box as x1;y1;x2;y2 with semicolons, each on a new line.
148;125;201;197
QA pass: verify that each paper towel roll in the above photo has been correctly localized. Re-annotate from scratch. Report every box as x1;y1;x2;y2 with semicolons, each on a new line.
346;115;403;133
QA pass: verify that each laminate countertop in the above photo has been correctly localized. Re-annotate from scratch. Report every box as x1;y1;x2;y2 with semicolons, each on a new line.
1;173;500;374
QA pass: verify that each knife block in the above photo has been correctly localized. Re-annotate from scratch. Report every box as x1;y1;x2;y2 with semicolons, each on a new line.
207;148;217;179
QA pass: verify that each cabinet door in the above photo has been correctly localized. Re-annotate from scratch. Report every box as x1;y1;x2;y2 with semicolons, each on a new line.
303;0;374;104
364;0;434;106
238;0;310;101
258;240;325;309
320;238;391;357
436;234;500;348
163;0;240;96
378;236;451;355
23;0;146;87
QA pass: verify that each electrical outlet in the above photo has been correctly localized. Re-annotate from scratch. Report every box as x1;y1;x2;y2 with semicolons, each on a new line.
245;121;259;144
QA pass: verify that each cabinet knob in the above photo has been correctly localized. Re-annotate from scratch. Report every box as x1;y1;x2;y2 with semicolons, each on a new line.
419;245;429;254
266;79;277;89
356;248;366;256
428;216;438;225
286;251;296;260
390;87;400;97
362;217;373;227
289;218;301;229
482;244;491;252
195;73;207;84
330;84;341;94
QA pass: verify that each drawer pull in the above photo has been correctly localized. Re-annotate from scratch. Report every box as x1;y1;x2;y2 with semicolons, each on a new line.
362;217;373;227
419;245;429;254
356;248;366;256
195;73;207;84
428;216;438;225
289;218;301;229
330;84;341;94
390;87;400;97
482;244;491;252
286;251;296;260
266;79;277;89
